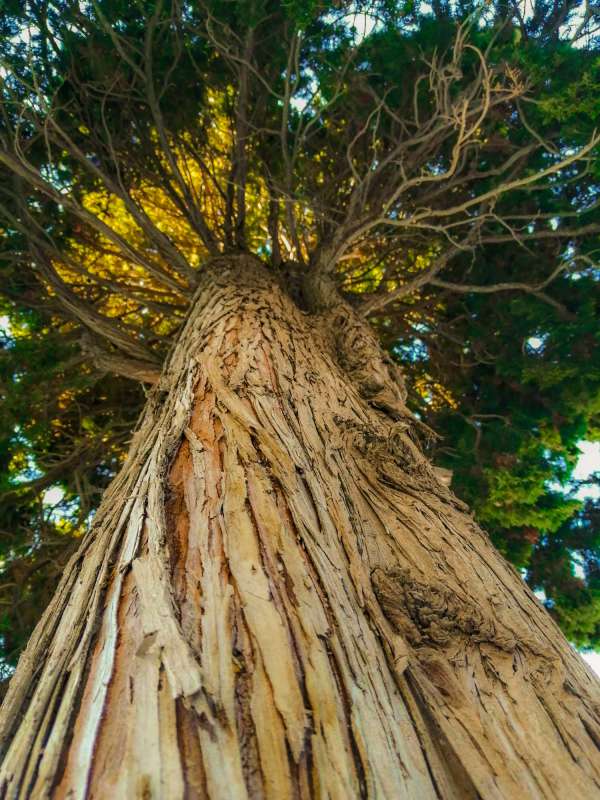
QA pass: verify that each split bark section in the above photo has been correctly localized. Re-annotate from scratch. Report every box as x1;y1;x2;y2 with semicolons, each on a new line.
0;256;599;799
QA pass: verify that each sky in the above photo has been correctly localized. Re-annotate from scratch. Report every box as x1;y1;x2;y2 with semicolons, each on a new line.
573;441;600;499
582;650;600;675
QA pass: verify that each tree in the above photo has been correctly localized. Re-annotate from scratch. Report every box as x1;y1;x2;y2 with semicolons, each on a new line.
0;1;600;796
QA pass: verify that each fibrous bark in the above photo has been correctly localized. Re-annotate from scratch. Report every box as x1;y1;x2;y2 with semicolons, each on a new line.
1;256;599;799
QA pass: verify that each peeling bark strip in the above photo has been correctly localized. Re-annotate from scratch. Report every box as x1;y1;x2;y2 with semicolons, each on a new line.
1;256;600;799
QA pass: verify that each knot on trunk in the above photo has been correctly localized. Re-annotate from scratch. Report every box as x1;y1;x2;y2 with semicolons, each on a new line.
320;303;440;458
372;568;561;689
327;305;409;416
371;567;518;652
334;415;425;476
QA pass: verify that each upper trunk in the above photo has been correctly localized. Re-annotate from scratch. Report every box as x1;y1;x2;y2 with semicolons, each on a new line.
1;256;599;799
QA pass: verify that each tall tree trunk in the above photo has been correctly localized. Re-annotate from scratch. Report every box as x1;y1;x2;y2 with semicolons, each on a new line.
1;256;599;799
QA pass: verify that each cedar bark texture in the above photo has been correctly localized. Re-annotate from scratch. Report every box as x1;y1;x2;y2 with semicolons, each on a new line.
1;256;599;799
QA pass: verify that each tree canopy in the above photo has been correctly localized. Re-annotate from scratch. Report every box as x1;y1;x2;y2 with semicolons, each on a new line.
0;0;599;674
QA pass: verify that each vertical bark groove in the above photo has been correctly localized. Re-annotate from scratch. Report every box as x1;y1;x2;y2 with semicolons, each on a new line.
0;255;599;798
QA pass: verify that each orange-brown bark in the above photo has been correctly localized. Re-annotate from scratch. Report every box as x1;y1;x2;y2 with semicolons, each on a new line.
1;256;599;798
